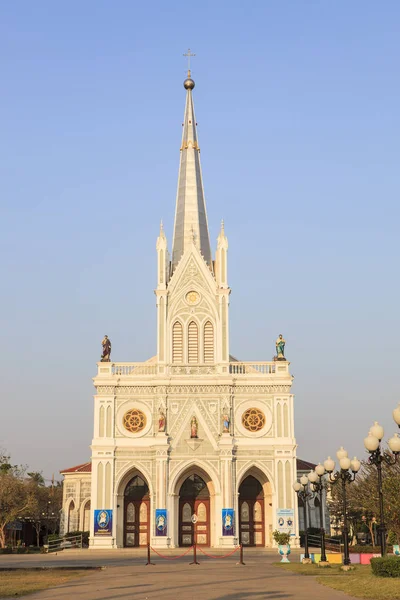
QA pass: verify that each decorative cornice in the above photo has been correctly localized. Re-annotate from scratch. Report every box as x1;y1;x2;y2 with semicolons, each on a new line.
97;383;292;396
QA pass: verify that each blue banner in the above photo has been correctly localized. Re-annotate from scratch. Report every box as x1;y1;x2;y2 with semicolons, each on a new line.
94;509;113;536
222;508;234;536
155;509;167;536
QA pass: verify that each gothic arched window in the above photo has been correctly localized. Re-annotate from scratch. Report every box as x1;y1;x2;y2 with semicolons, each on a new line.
188;321;199;363
203;321;214;363
172;321;183;363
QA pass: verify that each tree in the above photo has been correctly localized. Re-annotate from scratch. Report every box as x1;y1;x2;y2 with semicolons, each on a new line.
27;472;45;486
328;458;400;546
25;482;62;547
0;471;36;548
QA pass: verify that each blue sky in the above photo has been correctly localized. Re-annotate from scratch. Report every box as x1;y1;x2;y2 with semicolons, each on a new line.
1;1;399;479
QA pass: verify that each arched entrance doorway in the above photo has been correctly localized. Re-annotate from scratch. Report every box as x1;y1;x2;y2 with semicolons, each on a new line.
124;474;150;547
239;475;264;546
179;474;210;546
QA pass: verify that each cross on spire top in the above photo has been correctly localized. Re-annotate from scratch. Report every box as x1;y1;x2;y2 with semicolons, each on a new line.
183;48;196;76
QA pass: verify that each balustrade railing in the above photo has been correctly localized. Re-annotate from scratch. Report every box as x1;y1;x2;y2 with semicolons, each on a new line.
229;362;276;375
97;361;289;377
111;363;158;376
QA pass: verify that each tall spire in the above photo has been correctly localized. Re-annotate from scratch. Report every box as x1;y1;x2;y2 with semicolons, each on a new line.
171;66;212;271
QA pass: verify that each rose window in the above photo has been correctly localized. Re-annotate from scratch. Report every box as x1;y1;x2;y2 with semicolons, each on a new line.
123;409;146;433
242;408;266;432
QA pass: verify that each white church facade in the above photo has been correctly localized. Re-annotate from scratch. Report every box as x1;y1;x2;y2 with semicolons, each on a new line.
61;69;300;549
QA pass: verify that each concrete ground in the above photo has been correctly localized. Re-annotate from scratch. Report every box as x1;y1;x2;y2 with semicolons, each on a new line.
0;548;352;600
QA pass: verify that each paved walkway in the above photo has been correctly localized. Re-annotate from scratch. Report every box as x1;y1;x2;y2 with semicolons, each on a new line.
6;550;351;600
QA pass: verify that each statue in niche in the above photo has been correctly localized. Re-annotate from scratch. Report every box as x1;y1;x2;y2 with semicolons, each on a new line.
101;335;112;362
275;334;286;361
158;410;166;433
190;416;198;439
222;413;230;433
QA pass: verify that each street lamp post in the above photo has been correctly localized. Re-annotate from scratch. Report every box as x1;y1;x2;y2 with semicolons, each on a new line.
293;475;314;562
308;464;327;563
42;500;52;546
324;448;360;567
363;417;400;556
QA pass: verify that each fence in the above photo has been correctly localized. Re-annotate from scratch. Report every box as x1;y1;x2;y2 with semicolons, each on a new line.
146;543;245;565
307;534;341;553
45;534;83;553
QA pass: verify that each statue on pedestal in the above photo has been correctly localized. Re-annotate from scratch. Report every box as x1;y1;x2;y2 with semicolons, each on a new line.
158;410;166;433
190;416;198;439
275;334;286;361
222;413;230;433
101;335;112;362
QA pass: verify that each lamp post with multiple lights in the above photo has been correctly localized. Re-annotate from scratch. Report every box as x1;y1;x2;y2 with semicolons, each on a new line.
323;448;360;566
307;464;328;563
293;474;314;562
363;415;400;556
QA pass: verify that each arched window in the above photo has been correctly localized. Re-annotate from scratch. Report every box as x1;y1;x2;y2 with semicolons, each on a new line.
172;321;183;363
67;500;75;533
188;321;199;363
203;321;214;363
83;500;91;532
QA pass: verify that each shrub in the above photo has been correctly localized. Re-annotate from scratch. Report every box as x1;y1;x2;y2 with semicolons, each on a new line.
272;530;291;545
0;547;13;554
371;556;400;577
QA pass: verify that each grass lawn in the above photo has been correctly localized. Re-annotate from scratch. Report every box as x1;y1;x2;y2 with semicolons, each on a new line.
0;569;87;598
275;563;400;600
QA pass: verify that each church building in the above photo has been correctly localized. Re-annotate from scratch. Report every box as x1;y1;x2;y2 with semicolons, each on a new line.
61;67;299;549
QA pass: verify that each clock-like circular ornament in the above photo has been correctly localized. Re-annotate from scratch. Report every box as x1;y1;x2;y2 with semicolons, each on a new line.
186;290;200;305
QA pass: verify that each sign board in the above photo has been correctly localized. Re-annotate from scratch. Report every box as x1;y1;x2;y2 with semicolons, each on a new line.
94;509;113;536
276;508;295;536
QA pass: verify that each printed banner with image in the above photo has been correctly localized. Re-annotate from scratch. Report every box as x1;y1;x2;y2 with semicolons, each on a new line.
155;509;167;536
276;508;294;536
94;509;113;536
222;508;235;536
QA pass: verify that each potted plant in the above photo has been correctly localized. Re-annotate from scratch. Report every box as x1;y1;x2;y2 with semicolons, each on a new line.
273;530;291;563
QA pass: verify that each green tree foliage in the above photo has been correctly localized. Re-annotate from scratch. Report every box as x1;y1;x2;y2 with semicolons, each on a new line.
0;451;62;548
328;457;400;545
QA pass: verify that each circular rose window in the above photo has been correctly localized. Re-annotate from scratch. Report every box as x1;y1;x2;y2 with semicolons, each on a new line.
186;290;200;305
242;408;266;432
123;409;146;433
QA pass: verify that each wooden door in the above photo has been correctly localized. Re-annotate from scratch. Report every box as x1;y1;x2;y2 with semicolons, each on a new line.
239;499;264;546
179;499;210;546
124;499;150;547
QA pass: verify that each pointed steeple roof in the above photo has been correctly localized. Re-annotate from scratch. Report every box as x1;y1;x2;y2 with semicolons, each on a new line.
171;71;212;271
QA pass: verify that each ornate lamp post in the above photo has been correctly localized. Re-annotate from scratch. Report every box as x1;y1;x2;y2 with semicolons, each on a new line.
308;464;327;563
363;416;400;556
293;474;313;562
324;448;360;567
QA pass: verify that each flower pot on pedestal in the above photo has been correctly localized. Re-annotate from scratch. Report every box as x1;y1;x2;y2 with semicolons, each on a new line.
278;544;291;563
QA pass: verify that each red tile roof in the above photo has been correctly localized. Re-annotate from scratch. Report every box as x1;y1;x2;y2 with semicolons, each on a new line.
60;462;92;474
297;458;317;471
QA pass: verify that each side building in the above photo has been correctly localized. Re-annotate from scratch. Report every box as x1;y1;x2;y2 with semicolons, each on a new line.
62;69;299;549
